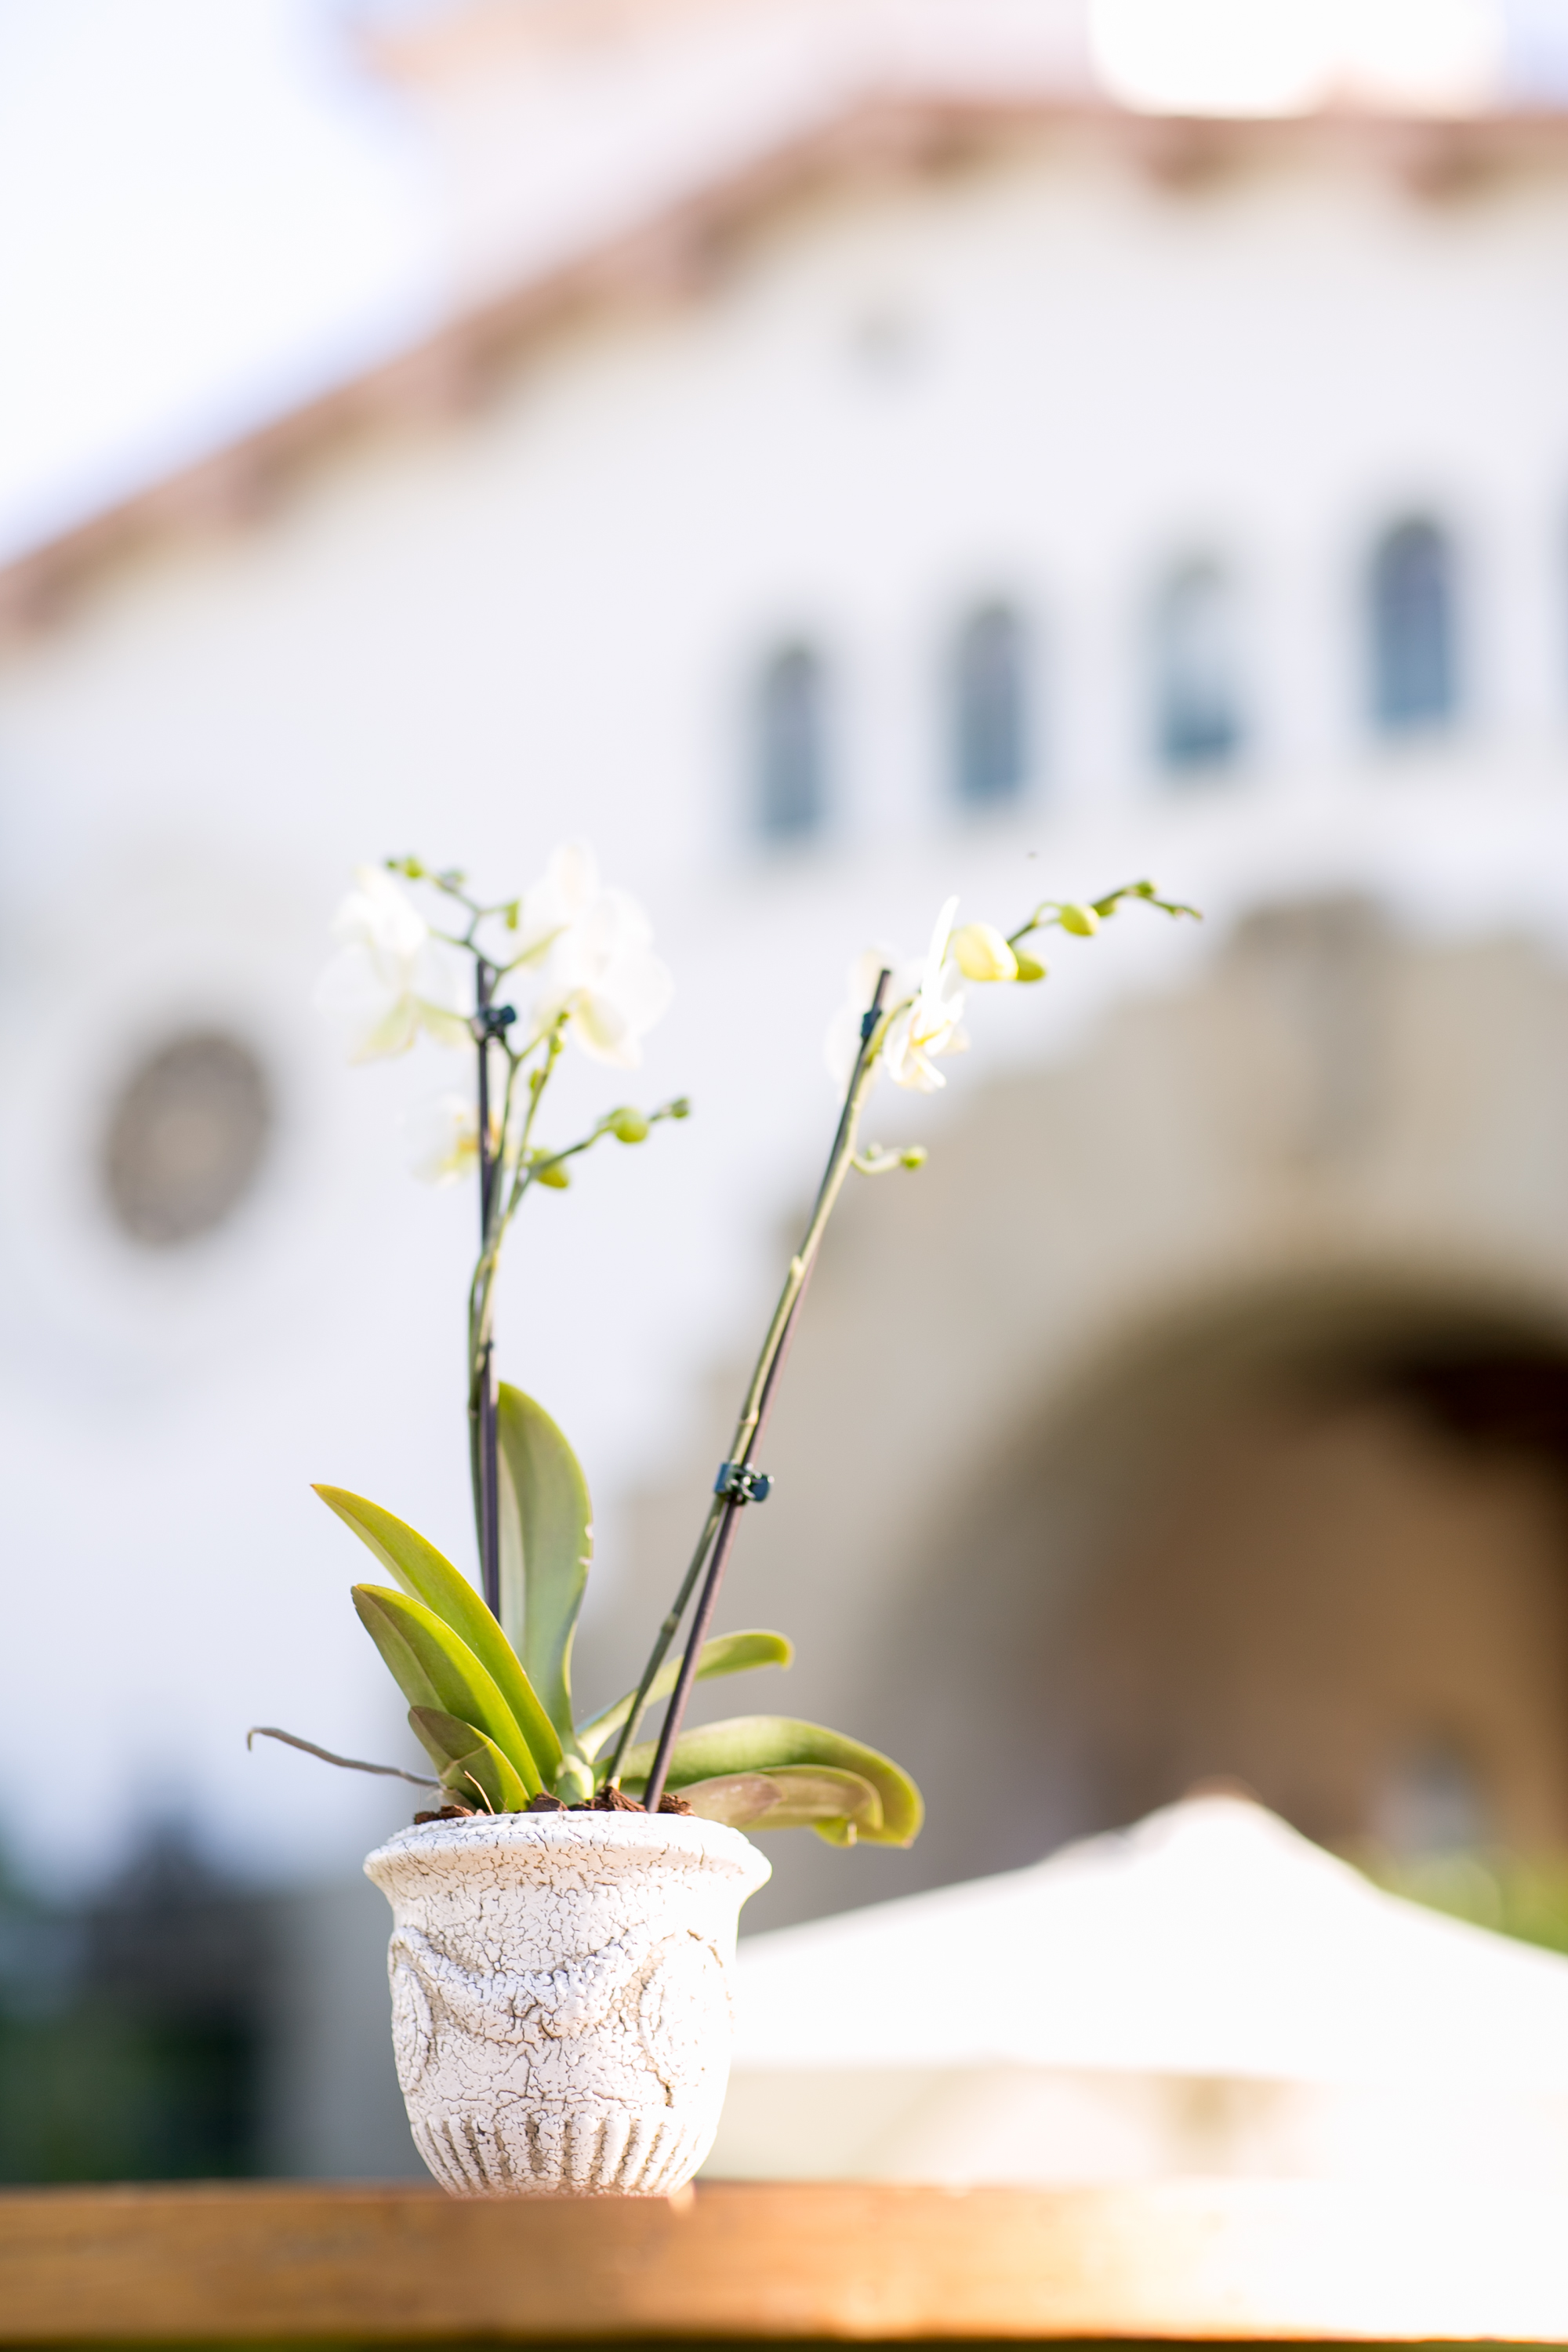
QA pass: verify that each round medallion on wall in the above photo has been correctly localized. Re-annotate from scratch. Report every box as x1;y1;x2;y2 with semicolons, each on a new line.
102;1029;273;1247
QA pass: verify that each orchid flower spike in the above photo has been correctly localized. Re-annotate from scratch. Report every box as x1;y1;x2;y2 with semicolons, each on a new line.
825;895;971;1098
403;1093;497;1187
950;920;1018;983
884;895;968;1092
315;868;468;1062
825;939;902;1096
515;842;674;1069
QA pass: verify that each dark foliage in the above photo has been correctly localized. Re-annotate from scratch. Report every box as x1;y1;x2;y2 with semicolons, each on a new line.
0;1825;273;2183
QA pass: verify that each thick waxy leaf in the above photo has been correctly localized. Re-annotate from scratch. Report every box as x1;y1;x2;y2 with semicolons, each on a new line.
495;1386;592;1751
348;1592;441;1715
620;1715;922;1848
680;1766;881;1840
351;1585;544;1795
317;1485;561;1778
576;1631;794;1762
409;1708;532;1814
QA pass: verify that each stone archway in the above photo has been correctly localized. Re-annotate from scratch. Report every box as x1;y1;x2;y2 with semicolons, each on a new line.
736;1283;1568;1928
902;1285;1568;1884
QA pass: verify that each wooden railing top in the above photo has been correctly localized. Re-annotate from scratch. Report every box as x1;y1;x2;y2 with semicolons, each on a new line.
5;2176;1568;2346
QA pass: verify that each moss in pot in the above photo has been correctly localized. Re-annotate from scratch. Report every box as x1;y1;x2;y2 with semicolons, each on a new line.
256;846;1195;2195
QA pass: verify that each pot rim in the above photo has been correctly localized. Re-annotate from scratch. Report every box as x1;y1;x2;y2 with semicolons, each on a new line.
364;1806;771;1894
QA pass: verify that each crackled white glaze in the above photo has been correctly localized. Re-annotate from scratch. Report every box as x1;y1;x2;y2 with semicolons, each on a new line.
364;1811;771;2196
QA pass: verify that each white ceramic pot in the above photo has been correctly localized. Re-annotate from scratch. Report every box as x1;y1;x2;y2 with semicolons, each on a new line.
364;1810;771;2196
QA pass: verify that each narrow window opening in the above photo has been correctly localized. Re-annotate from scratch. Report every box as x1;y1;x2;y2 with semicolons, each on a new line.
953;602;1030;808
1156;561;1243;775
1370;518;1457;734
756;643;828;841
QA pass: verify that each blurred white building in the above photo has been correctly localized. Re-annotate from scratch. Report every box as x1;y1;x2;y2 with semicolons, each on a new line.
4;3;1568;2136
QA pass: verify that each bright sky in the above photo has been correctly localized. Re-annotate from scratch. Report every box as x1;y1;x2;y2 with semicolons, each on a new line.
1091;0;1508;116
2;0;1566;565
0;0;437;561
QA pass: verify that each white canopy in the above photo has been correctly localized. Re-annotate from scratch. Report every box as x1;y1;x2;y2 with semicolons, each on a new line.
731;1795;1568;2089
706;1797;1568;2183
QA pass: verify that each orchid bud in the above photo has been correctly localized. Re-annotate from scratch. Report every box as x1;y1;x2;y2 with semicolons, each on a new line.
950;921;1018;983
387;855;424;879
900;1145;928;1171
669;1096;691;1120
609;1107;649;1144
1058;902;1099;936
535;1162;570;1189
1013;952;1047;983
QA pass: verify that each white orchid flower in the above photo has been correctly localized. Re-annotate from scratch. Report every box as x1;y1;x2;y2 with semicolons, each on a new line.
315;868;469;1062
884;895;968;1093
404;1092;481;1187
507;839;598;967
517;841;673;1069
824;896;970;1098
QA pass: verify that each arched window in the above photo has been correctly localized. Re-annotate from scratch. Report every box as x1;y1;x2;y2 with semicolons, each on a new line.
756;643;828;840
1370;518;1457;732
953;603;1030;807
1155;561;1243;773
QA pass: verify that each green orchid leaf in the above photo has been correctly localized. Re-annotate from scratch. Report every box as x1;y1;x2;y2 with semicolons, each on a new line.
680;1765;882;1841
348;1589;441;1715
351;1585;544;1796
576;1631;794;1762
495;1386;592;1751
408;1708;532;1815
554;1754;595;1805
316;1485;561;1779
620;1715;922;1848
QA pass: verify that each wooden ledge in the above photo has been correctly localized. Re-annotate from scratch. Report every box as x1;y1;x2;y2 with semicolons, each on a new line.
5;2177;1568;2345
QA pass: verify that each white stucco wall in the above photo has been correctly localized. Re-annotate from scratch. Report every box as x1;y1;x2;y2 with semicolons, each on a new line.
2;126;1566;1884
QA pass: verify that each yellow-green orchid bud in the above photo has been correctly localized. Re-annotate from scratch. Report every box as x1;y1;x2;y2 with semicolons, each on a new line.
1013;951;1047;982
900;1145;928;1171
609;1108;649;1144
535;1161;570;1189
950;921;1018;982
1058;902;1099;936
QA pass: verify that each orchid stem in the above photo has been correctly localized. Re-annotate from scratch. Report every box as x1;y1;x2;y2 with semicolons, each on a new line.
474;956;503;1616
618;968;895;1807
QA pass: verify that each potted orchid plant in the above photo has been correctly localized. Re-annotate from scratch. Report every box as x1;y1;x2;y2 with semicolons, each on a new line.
257;846;1194;2197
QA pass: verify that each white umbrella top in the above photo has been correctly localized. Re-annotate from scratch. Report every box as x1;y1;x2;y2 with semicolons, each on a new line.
734;1795;1568;2091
